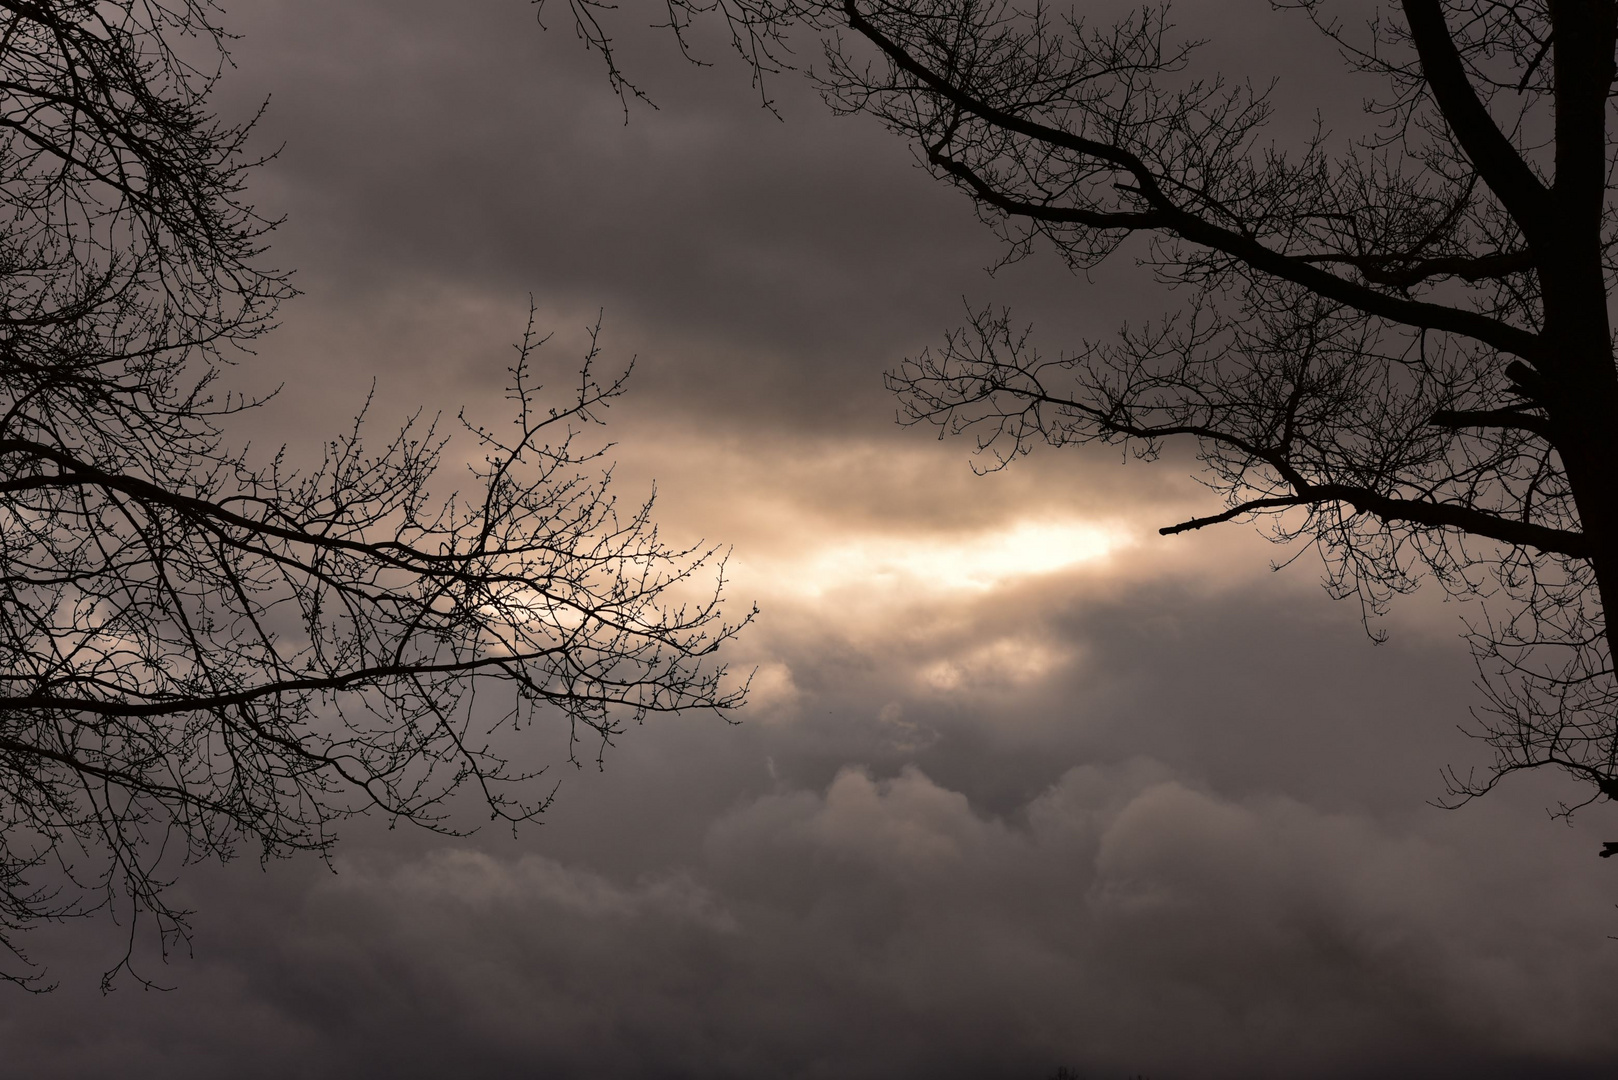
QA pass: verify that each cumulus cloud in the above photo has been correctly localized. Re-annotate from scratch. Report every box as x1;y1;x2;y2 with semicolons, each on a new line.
9;3;1618;1078
15;761;1610;1079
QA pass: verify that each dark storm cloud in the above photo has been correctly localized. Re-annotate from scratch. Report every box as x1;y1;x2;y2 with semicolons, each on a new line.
10;536;1617;1078
217;0;1034;430
9;1;1618;1077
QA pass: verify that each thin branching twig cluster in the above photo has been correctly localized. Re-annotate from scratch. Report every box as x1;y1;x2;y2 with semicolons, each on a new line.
571;1;1618;820
849;1;1617;816
0;1;748;990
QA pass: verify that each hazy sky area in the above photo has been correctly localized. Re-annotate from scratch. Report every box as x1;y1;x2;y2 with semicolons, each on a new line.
6;2;1618;1077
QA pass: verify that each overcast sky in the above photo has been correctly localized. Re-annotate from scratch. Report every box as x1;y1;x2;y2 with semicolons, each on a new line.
6;2;1618;1077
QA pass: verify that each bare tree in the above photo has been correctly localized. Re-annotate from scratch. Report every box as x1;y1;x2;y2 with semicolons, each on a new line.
561;1;1618;823
0;1;748;989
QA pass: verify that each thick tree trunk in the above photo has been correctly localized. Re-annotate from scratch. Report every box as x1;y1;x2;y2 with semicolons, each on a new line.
1540;0;1618;669
1556;382;1618;671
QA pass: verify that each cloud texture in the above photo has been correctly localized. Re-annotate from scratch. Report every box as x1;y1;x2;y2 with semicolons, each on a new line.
5;1;1618;1076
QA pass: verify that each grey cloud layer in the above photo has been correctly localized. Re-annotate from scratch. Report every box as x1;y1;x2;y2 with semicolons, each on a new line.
7;1;1617;1076
10;744;1615;1078
11;543;1615;1077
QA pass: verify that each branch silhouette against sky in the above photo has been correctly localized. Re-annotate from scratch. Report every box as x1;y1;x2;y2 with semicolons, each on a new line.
561;0;1618;816
0;0;747;990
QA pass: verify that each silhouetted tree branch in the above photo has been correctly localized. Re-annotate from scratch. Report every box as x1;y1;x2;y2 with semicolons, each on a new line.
1;1;748;990
864;0;1618;820
565;0;1618;825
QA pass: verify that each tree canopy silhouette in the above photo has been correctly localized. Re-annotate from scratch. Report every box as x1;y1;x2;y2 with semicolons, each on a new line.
0;0;746;990
563;0;1618;817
